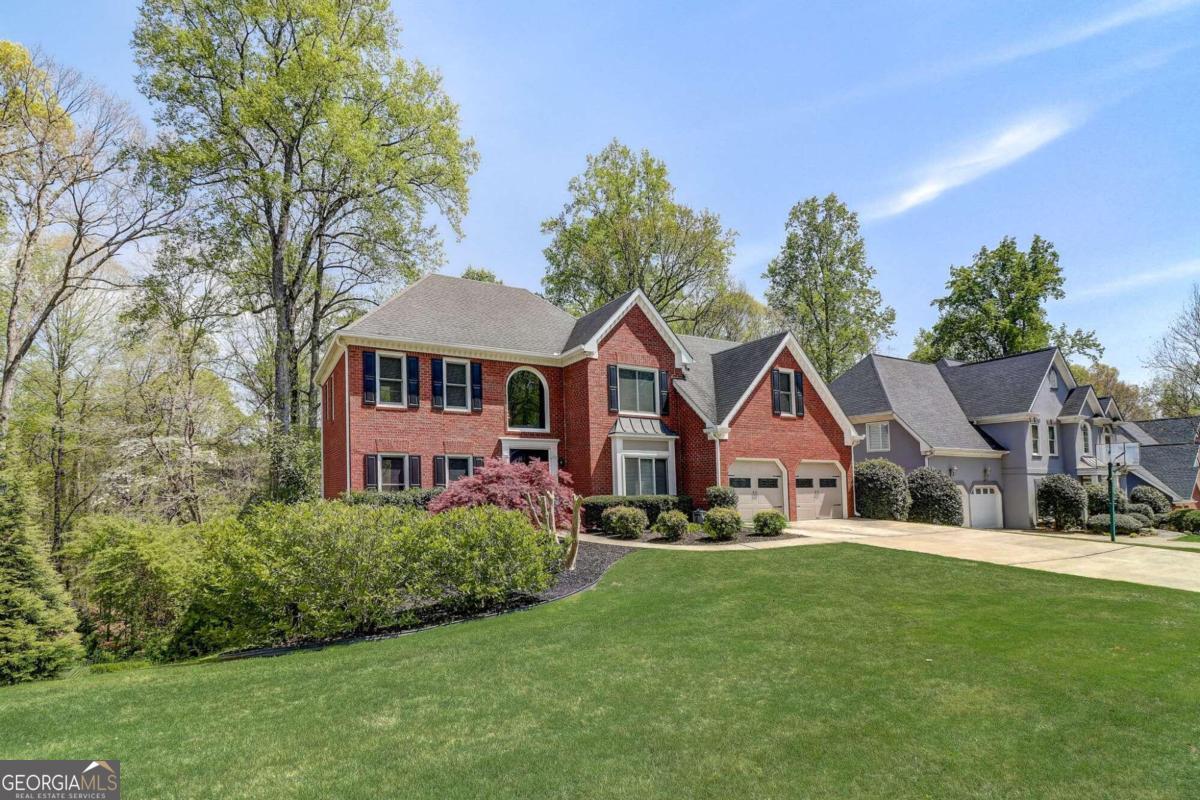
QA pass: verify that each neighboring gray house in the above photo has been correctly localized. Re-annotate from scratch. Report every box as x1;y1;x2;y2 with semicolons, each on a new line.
1120;417;1200;505
830;347;1178;529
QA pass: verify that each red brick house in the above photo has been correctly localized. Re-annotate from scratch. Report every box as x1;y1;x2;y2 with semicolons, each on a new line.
317;275;861;521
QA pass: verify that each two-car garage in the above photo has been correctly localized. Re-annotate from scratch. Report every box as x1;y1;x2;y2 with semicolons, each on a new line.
728;459;845;522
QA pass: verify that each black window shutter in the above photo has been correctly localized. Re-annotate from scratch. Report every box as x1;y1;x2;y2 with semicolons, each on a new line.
431;358;444;409
364;454;378;490
472;456;484;473
658;369;669;415
470;362;483;411
406;356;420;408
607;364;619;412
362;351;377;405
407;455;421;488
796;372;805;416
770;368;782;415
433;455;446;487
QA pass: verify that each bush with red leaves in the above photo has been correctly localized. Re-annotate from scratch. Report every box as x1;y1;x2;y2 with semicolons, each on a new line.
427;458;576;528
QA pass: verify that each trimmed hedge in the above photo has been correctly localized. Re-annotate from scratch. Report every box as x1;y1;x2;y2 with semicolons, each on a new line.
581;495;691;529
704;508;743;541
907;467;964;526
1126;512;1152;528
1087;513;1147;535
753;510;787;536
1127;503;1157;525
601;506;648;539
340;487;443;509
1036;474;1088;531
1085;482;1128;516
1130;485;1171;515
855;459;911;520
652;510;689;542
705;485;738;509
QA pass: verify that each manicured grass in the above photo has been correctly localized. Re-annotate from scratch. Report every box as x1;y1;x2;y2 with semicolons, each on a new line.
1176;533;1200;542
3;544;1199;799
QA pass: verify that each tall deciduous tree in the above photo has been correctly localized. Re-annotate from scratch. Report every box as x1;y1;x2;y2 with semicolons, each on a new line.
133;0;477;466
1069;362;1153;420
687;284;776;343
461;266;500;283
541;139;735;326
764;194;895;381
911;235;1102;363
1147;284;1200;417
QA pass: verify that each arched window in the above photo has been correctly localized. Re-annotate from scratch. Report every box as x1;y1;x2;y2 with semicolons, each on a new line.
507;368;548;431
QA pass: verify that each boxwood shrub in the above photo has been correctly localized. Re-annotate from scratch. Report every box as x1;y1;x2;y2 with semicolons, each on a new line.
704;507;743;541
907;467;964;526
1035;474;1088;531
651;509;689;542
1125;512;1152;529
1165;508;1200;532
705;485;738;509
581;495;690;529
1126;502;1157;524
601;506;648;539
1085;482;1128;516
752;510;787;536
1130;485;1171;514
854;459;912;520
1086;513;1147;535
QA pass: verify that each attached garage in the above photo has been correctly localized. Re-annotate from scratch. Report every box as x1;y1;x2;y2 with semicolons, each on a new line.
728;459;785;521
794;462;844;520
969;485;1003;528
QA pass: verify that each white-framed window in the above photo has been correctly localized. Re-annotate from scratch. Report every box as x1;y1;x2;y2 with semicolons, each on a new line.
443;358;470;412
1030;421;1041;456
446;455;473;483
1048;369;1059;390
866;421;891;452
777;368;796;416
624;455;668;496
617;366;658;415
377;352;407;407
506;367;549;431
379;454;408;492
1081;424;1092;455
1048;423;1058;456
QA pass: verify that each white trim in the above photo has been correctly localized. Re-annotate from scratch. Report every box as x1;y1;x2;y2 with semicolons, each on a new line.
505;366;550;433
928;447;1007;459
1048;422;1058;456
727;457;789;520
1080;423;1093;455
971;412;1035;424
776;367;797;417
1030;420;1042;457
376;452;411;492
343;354;350;490
850;412;932;454
1026;349;1077;414
441;357;471;413
375;349;408;408
499;437;559;476
794;458;848;519
577;291;695;369
444;453;474;482
865;421;891;452
612;435;677;496
615;363;661;417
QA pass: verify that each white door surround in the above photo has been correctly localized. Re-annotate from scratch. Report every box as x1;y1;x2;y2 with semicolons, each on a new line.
499;437;559;475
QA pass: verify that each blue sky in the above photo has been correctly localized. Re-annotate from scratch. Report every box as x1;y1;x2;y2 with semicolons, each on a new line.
5;1;1199;381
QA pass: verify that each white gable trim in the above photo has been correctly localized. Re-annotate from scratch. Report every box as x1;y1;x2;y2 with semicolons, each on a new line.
848;412;931;453
1027;349;1077;414
717;333;861;447
569;291;694;369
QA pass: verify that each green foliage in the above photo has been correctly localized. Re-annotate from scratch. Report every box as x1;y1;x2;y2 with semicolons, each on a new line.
340;488;443;509
764;194;895;381
601;506;648;540
1085;481;1127;516
581;495;690;529
1164;508;1200;532
911;235;1102;363
1070;362;1153;420
752;510;787;536
688;285;776;342
1129;486;1171;515
1036;474;1088;531
705;485;738;509
906;467;964;526
460;266;500;283
1125;512;1152;528
651;510;689;542
703;507;743;541
0;470;82;684
1086;513;1147;535
541;139;735;328
854;459;911;521
1126;503;1157;523
266;428;321;504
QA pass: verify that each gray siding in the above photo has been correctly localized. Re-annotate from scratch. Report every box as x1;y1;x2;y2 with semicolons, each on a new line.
851;421;925;470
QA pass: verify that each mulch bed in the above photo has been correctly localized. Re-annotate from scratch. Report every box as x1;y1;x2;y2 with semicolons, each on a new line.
590;528;805;546
220;541;633;661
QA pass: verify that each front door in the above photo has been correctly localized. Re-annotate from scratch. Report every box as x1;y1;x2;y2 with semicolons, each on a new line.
509;448;552;466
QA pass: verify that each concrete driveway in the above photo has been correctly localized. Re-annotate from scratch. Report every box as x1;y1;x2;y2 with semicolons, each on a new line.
788;518;1200;593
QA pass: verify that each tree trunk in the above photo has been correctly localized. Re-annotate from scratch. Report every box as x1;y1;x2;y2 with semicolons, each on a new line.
307;242;326;431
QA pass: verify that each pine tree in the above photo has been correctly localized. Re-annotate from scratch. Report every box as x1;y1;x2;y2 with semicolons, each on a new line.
0;469;82;684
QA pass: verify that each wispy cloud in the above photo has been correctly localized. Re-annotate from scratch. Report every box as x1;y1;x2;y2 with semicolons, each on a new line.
864;109;1084;220
1069;258;1200;301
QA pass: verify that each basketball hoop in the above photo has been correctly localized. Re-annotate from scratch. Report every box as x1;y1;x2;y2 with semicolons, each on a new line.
1096;442;1140;467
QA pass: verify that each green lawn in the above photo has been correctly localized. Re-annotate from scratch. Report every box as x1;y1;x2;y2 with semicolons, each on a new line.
3;544;1198;799
1177;533;1200;543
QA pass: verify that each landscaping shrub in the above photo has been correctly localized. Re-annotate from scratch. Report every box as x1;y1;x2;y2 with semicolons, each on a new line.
907;467;964;525
1130;485;1171;515
581;495;690;529
1127;503;1157;525
704;507;743;541
652;510;689;542
1035;474;1088;531
1164;508;1200;532
340;487;443;509
854;459;911;520
601;506;648;539
1126;512;1152;529
0;470;82;685
752;510;787;536
429;458;576;528
1085;482;1128;516
1086;513;1147;535
705;485;737;509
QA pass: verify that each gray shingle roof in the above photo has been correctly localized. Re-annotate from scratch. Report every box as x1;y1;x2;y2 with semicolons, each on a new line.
609;417;678;437
711;332;790;423
1138;443;1199;499
937;348;1057;418
561;291;636;351
830;355;1000;452
1061;386;1094;416
345;274;578;355
674;335;741;423
1131;417;1200;445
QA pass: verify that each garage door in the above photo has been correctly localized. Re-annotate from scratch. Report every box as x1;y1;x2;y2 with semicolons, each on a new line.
728;460;784;521
794;462;843;520
969;485;1002;529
